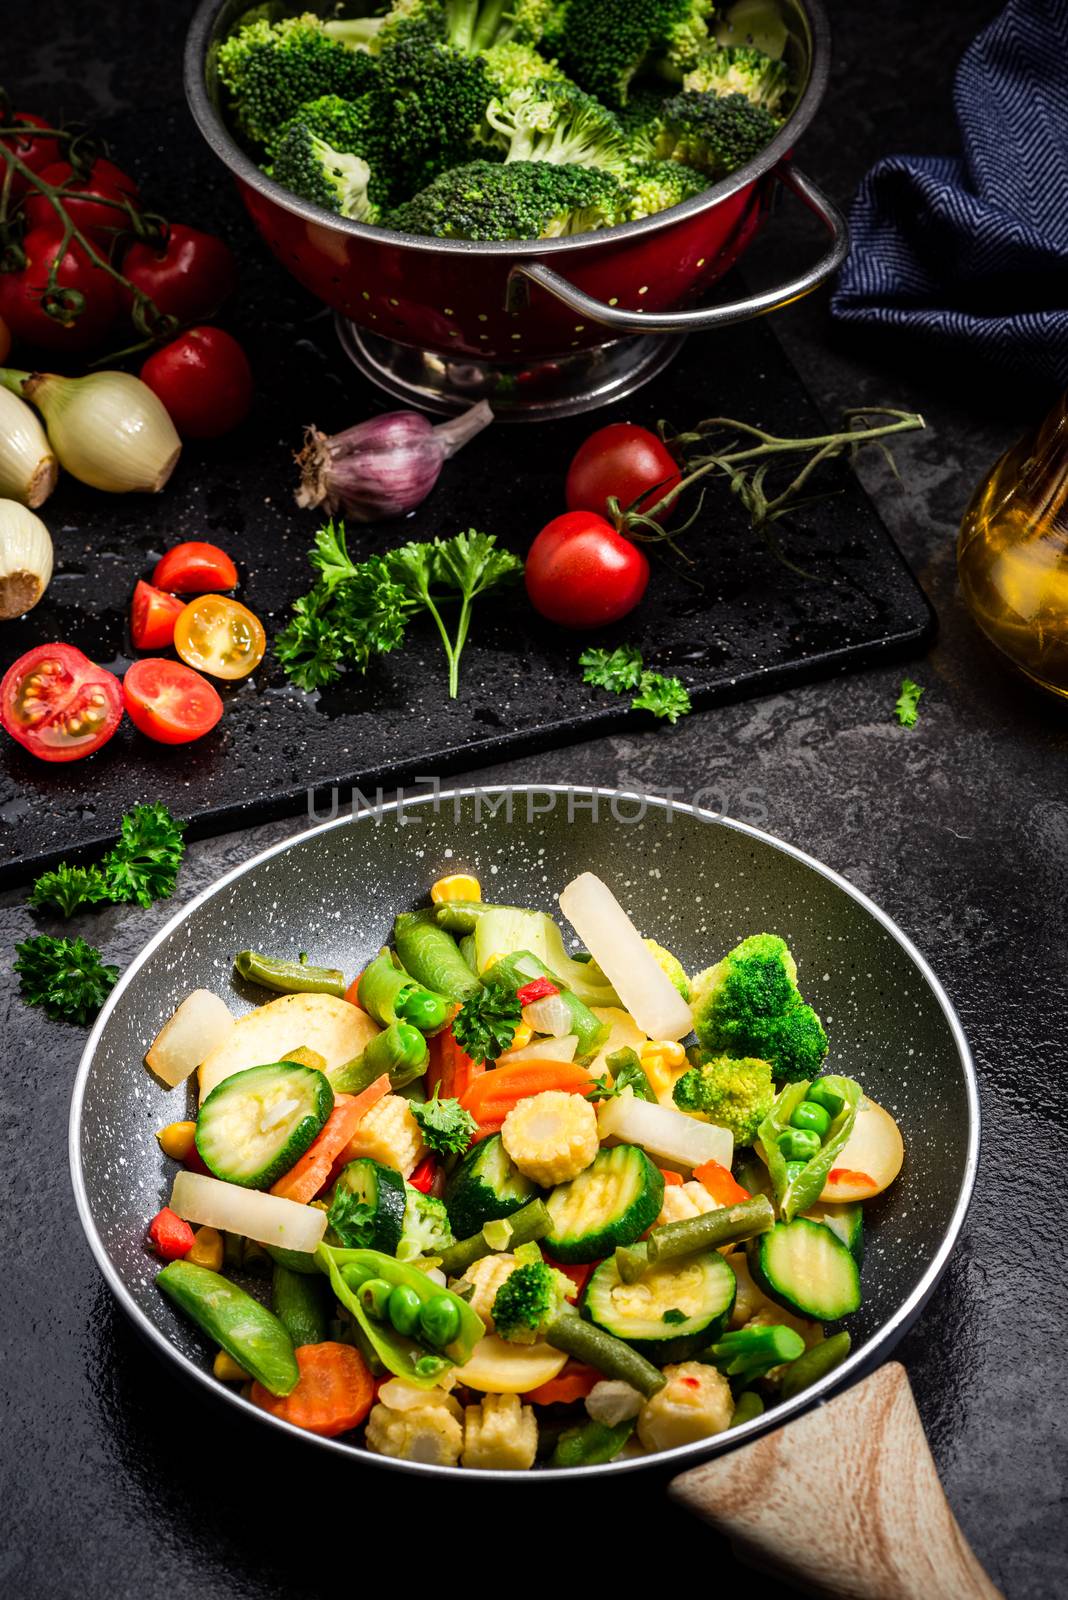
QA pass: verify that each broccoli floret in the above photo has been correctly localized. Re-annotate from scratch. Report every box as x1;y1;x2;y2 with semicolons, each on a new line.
624;157;705;218
267;91;394;185
377;21;496;190
387;158;624;239
484;39;571;95
684;45;792;115
486;80;629;173
398;1186;455;1260
557;0;713;107
643;937;692;1000
655;89;779;175
653;0;717;81
269;125;383;220
217;12;379;148
690;933;828;1084
491;1258;572;1343
443;0;556;50
672;1052;774;1145
707;1323;805;1383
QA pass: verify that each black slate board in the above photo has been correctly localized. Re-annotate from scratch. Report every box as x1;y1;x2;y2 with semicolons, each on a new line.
0;312;935;882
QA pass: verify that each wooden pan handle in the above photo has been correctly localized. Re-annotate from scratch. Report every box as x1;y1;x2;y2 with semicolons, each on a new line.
669;1362;1002;1600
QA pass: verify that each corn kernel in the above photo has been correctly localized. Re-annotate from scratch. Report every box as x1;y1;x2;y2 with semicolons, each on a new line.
431;873;481;905
156;1120;197;1162
282;1045;327;1072
188;1226;224;1272
213;1349;249;1382
500;1019;534;1055
642;1040;686;1069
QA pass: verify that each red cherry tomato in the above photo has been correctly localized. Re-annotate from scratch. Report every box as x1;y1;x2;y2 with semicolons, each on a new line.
0;226;118;352
24;159;139;238
0;642;123;762
123;658;223;745
0;112;62;198
566;422;683;522
140;326;253;440
525;510;650;628
122;225;238;323
130;580;186;651
152;541;238;593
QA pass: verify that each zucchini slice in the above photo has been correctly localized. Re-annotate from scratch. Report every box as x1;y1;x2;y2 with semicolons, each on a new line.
748;1218;861;1320
444;1133;537;1241
585;1249;736;1361
803;1200;864;1262
195;1061;333;1190
327;1157;407;1252
544;1144;664;1264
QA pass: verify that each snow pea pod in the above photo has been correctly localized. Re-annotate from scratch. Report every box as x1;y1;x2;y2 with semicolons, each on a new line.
330;1020;429;1095
157;1260;298;1396
393;913;482;1001
550;1417;635;1467
234;949;346;998
358;949;450;1032
271;1262;330;1346
758;1076;862;1221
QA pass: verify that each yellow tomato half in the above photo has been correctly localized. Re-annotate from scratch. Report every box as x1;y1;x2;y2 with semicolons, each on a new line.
174;594;265;681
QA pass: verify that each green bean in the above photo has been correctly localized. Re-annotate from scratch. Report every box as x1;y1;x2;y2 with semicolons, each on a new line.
546;1308;664;1398
779;1330;852;1400
157;1261;298;1396
394;913;483;1000
271;1264;330;1346
730;1390;765;1427
615;1194;775;1284
437;1198;551;1277
550;1418;635;1468
330;1021;429;1095
234;949;345;998
431;900;514;935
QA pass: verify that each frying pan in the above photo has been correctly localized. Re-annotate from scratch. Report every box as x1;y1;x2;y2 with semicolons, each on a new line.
69;788;994;1596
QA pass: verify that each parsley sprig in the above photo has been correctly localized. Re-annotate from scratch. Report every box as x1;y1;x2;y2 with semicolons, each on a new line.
28;803;187;917
453;983;522;1064
581;646;692;726
14;935;119;1026
411;1088;478;1157
276;521;523;699
894;678;924;728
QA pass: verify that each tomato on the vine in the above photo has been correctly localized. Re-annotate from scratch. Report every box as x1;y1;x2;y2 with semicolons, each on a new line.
0;226;118;352
130;580;185;651
24;158;139;239
0;642;123;762
152;541;238;593
525;510;650;629
140;326;253;439
0;112;62;198
565;422;682;523
123;658;223;745
122;225;238;323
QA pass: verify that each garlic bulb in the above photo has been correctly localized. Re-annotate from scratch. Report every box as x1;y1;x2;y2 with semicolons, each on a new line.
0;387;57;508
0;368;180;494
0;499;53;619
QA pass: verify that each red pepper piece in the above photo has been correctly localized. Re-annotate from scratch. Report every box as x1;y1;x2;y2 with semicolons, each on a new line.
408;1155;437;1194
147;1206;195;1261
516;976;560;1006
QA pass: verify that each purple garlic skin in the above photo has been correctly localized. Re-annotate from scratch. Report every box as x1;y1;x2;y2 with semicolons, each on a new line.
295;400;494;522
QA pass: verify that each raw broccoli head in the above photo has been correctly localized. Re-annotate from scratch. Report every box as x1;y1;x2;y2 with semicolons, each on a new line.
386;158;625;240
270;125;383;220
267;90;393;171
217;12;379;148
643;936;693;1000
491;1259;571;1343
377;20;496;190
655;89;779;175
691;934;827;1084
483;39;571;96
557;0;713;107
672;1051;774;1145
398;1186;455;1260
487;79;629;173
684;45;792;115
442;0;557;51
755;1005;828;1084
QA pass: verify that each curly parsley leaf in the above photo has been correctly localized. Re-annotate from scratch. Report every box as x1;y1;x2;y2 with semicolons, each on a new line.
453;982;522;1064
587;1048;657;1104
27;864;112;918
326;1186;379;1248
631;670;692;725
411;1088;478;1157
103;803;187;909
894;677;924;728
580;645;644;694
15;934;119;1026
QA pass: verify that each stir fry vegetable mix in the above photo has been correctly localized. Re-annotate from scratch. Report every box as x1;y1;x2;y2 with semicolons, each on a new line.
146;868;904;1466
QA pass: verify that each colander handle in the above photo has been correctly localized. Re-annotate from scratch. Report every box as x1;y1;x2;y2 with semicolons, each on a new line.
669;1362;1003;1600
506;164;848;334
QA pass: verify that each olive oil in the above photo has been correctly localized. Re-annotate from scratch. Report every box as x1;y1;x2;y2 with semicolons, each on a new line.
958;397;1068;697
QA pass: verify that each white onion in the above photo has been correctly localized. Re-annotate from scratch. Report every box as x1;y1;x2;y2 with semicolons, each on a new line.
8;368;181;493
170;1170;327;1252
502;1034;579;1065
145;989;235;1088
559;873;693;1041
0;388;56;508
521;993;573;1038
598;1087;733;1171
0;498;53;619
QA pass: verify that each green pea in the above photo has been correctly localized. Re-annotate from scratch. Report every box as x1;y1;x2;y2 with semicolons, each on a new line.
779;1128;822;1162
418;1293;461;1349
388;1284;423;1338
397;988;449;1033
784;1159;809;1184
358;1277;394;1320
807;1080;844;1118
791;1100;831;1139
340;1262;373;1293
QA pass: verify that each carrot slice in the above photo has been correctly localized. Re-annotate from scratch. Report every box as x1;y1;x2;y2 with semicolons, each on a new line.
692;1158;750;1207
659;1167;685;1187
428;1025;483;1101
251;1342;374;1437
525;1361;600;1406
271;1074;390;1202
460;1058;594;1137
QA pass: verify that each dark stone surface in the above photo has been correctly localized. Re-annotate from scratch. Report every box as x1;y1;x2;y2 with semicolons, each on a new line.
2;3;1066;1598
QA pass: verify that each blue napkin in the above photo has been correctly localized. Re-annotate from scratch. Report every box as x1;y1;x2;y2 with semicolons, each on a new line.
830;0;1068;386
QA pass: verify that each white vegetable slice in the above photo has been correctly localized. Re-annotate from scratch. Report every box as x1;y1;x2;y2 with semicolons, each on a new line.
145;989;234;1088
198;991;378;1102
559;873;693;1041
501;1034;579;1065
587;1006;647;1079
598;1088;733;1172
522;993;574;1038
819;1097;904;1201
454;1335;568;1394
170;1169;327;1253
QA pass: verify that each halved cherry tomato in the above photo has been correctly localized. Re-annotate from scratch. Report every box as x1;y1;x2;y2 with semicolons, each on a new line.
152;541;238;593
0;642;123;762
566;422;682;523
24;159;139;238
174;594;266;681
130;580;185;651
123;658;223;745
